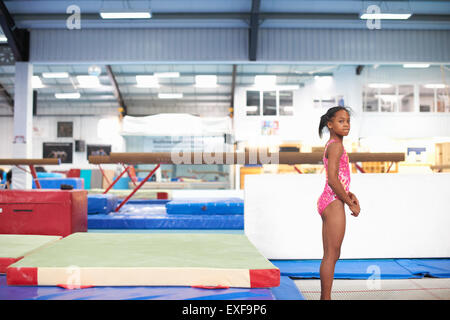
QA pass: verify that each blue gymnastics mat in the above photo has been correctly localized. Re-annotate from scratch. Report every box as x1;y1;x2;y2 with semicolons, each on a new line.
270;276;305;300
88;194;119;215
88;214;244;229
32;178;84;189
88;204;244;229
395;259;450;278
271;259;422;279
118;199;171;205
0;275;274;300
166;198;243;215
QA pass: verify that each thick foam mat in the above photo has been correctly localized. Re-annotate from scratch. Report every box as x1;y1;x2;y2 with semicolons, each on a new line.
88;194;118;214
271;259;421;279
0;275;274;300
0;235;61;273
395;259;450;278
88;204;243;229
7;233;279;288
32;178;84;189
88;214;243;229
166;198;243;215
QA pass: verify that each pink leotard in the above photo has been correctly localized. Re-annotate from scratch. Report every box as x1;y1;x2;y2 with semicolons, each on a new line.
317;139;351;215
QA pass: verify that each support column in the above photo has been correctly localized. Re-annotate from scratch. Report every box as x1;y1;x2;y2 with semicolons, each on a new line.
12;62;33;189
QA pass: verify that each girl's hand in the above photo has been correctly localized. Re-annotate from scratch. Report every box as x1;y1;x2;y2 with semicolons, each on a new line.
348;192;360;217
349;203;360;217
348;191;359;206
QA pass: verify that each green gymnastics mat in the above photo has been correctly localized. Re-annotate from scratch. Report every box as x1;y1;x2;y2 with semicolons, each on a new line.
0;235;61;273
7;233;279;288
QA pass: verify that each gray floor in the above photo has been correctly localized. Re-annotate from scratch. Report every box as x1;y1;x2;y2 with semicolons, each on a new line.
294;278;450;300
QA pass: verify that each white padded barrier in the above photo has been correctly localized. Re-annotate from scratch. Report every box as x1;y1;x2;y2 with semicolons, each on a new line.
244;173;450;259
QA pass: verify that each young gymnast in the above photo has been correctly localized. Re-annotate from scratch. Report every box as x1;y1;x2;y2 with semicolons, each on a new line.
317;106;360;300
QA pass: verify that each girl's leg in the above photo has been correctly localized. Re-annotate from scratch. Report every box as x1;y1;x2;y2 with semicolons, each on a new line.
319;199;346;300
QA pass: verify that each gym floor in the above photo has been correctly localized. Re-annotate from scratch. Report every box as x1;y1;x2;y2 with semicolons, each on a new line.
295;278;450;300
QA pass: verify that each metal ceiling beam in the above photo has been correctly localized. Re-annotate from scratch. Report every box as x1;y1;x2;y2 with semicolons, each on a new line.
105;64;127;116
11;13;450;22
0;1;29;61
0;71;334;79
249;0;261;61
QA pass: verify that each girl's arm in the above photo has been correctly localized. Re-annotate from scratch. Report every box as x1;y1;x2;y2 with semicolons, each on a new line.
326;142;353;207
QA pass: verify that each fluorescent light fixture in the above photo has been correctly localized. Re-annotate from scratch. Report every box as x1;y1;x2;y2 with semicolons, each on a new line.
360;13;411;20
77;75;100;88
42;72;69;79
32;76;44;88
314;75;333;80
368;83;392;89
136;75;159;88
403;64;430;68
195;75;217;88
100;11;151;19
424;84;446;89
0;35;7;43
154;72;180;78
255;75;277;87
55;92;80;99
158;93;183;99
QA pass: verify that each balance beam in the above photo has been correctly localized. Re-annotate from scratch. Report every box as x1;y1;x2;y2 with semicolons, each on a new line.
0;158;61;189
96;152;405;165
87;152;405;211
0;159;60;165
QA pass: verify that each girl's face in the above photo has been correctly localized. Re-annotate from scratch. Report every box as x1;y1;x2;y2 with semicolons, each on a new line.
327;110;350;136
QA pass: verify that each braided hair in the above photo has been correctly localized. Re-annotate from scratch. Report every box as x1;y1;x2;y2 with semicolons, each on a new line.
318;106;351;138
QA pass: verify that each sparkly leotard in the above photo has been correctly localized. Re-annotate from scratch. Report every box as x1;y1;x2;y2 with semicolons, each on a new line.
317;139;351;215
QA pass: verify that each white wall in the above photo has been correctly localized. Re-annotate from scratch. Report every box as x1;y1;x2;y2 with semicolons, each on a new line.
0;115;125;171
245;173;450;259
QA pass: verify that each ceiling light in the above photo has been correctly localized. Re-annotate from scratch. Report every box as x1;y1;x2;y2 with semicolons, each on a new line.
403;64;430;68
255;75;277;87
368;83;392;89
55;92;80;99
136;75;159;88
100;11;152;19
154;72;180;78
195;75;217;88
158;93;183;99
42;72;69;79
424;84;446;89
0;35;7;43
77;75;101;88
32;76;44;88
360;13;411;20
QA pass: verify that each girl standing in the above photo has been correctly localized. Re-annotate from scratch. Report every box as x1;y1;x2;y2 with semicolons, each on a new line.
317;106;361;300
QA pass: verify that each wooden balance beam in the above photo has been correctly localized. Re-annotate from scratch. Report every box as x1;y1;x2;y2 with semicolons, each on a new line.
0;158;60;189
96;152;405;165
88;152;405;212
